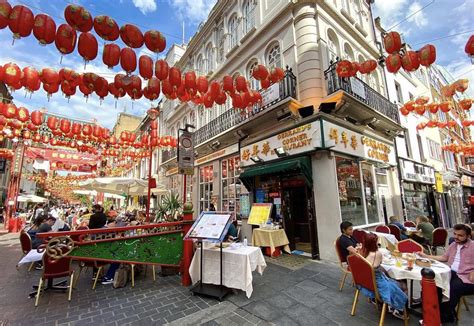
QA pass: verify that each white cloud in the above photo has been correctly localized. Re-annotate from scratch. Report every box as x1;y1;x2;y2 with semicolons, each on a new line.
168;0;217;25
407;2;428;28
132;0;157;15
373;0;408;29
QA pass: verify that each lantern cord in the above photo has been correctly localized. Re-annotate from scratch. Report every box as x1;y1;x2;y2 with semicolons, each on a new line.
386;0;436;32
411;29;474;47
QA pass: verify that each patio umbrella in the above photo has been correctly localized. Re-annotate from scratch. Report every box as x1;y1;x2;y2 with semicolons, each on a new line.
78;177;165;196
17;194;48;203
73;190;126;200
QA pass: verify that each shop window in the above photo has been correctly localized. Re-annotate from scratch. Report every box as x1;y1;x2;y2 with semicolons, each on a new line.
404;189;430;221
361;163;378;224
199;165;214;212
221;156;245;216
336;157;365;226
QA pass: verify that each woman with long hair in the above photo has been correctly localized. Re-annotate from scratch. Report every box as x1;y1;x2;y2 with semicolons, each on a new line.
358;233;408;319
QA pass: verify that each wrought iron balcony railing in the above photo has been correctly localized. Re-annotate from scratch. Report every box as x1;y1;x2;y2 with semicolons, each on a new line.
324;62;400;124
161;148;177;163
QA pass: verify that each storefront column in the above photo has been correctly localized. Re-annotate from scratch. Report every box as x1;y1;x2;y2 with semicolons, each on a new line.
312;153;341;261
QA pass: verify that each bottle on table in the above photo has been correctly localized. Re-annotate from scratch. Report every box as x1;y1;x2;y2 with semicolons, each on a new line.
243;236;248;247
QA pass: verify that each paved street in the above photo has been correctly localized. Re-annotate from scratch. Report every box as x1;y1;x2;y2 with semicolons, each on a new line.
0;233;472;326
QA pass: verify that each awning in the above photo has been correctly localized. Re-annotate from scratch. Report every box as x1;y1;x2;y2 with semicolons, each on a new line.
239;156;313;190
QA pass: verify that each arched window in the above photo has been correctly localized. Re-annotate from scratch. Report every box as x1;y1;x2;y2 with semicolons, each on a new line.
266;42;281;68
196;54;204;75
343;43;354;61
327;29;340;64
206;43;214;73
189;111;195;127
354;0;365;28
228;15;239;49
216;23;224;64
247;60;259;90
243;0;257;34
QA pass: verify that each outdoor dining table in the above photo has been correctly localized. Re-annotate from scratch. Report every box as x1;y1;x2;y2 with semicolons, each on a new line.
405;227;421;236
252;228;291;256
189;244;266;298
380;248;451;300
17;249;44;266
372;231;398;251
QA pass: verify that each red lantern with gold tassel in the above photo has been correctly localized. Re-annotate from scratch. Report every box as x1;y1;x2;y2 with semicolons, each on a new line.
336;60;353;78
61;81;76;99
383;31;402;54
465;35;474;62
252;64;269;81
55;24;77;55
359;60;377;74
95;77;109;100
439;102;451;113
21;67;41;93
78;32;98;63
8;5;34;39
3;62;21;87
215;92;227;105
418;44;436;67
33;14;56;45
144;30;166;53
59;68;80;87
169;67;181;87
209;81;221;100
139;55;153;80
401;51;420;72
235;75;248;92
16;106;29;122
454;79;469;93
120;24;144;48
64;4;92;32
82;124;92;137
3;103;17;119
223;75;234;93
386;54;402;74
155;59;169;80
120;47;137;74
71;122;82;135
184;71;197;90
59;119;71;134
269;67;285;83
43;82;59;98
40;68;59;85
93;15;119;41
47;116;59;131
196;76;209;94
459;99;472;111
0;2;12;29
30;111;44;126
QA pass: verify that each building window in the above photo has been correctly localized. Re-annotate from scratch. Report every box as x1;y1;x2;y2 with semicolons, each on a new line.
343;43;354;61
417;134;425;162
228;15;239;49
216;23;224;64
221;156;244;216
206;44;214;73
199;164;214;212
427;139;442;161
361;163;378;224
196;54;204;75
404;130;412;158
266;43;281;68
242;0;256;35
354;0;365;28
337;157;365;226
327;29;340;65
394;81;403;103
247;60;259;90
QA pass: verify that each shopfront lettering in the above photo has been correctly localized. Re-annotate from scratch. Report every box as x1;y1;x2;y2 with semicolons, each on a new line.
277;124;311;140
361;136;391;163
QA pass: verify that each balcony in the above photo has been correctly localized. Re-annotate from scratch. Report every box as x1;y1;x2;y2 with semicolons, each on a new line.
161;148;177;164
323;62;401;133
194;68;297;146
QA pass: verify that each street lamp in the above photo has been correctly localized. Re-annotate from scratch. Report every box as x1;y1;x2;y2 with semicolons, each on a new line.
146;108;159;223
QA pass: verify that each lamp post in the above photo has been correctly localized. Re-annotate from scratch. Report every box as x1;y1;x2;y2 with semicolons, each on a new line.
146;108;159;223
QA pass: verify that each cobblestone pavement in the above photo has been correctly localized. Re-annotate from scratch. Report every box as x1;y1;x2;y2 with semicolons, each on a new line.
0;233;472;325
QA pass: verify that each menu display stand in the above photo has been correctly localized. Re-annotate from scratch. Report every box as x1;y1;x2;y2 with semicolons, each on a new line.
185;211;232;301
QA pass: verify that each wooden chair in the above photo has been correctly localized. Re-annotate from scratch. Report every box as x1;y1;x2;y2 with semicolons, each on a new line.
334;236;352;291
397;239;423;253
375;225;391;234
35;249;74;306
388;225;402;241
428;228;448;255
456;296;471;320
403;221;416;228
347;254;409;326
18;231;35;271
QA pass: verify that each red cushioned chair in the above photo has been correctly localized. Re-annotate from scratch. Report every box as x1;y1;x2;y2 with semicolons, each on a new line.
19;230;35;272
375;225;391;234
388;225;402;241
397;239;423;253
347;254;408;325
335;236;352;291
352;229;368;245
35;248;74;306
403;221;416;228
429;228;448;255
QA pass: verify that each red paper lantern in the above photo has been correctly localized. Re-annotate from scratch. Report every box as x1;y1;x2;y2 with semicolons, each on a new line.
454;79;469;93
184;71;197;91
79;74;93;97
415;96;429;105
215;92;227;105
22;130;31;139
441;85;455;98
209;81;221;100
0;2;12;29
108;82;125;99
93;15;119;41
55;23;77;55
95;77;109;100
235;75;248;92
232;93;244;109
47;116;59;130
418;44;436;67
414;105;425;115
202;93;213;108
155;59;169;80
21;67;40;92
120;47;137;74
196;76;209;94
144;30;166;53
64;5;92;32
260;78;271;89
102;43;120;69
269;67;285;83
359;60;377;74
82;124;92;137
383;31;402;54
40;68;60;85
169;67;181;87
439;102;451;113
399;107;410;116
427;103;439;114
120;24;144;48
59;119;71;134
16;106;29;122
2;62;21;87
385;54;402;74
336;60;353;78
43;82;59;97
143;79;160;101
59;68;80;87
252;64;269;81
30;111;44;126
33;14;56;45
71;122;82;135
139;55;153;80
459;99;472;111
222;75;234;93
462;120;471;127
78;32;98;62
401;51;420;72
465;35;474;59
8;5;34;39
61;81;76;98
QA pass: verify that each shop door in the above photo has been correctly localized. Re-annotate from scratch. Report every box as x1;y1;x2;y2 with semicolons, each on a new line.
282;185;312;254
377;186;393;224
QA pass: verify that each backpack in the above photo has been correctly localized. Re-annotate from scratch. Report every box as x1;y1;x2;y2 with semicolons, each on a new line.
113;264;131;288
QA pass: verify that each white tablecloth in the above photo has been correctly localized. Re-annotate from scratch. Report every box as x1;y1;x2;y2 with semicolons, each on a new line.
380;249;451;299
18;250;44;265
373;231;398;250
189;245;266;298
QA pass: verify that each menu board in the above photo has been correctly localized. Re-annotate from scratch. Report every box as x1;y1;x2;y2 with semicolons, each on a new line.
185;212;232;241
248;203;273;225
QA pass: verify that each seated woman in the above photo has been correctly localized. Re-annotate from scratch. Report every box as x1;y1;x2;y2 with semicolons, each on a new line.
358;233;408;319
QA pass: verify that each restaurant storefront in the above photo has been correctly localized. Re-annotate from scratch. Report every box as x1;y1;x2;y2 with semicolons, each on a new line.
238;116;401;260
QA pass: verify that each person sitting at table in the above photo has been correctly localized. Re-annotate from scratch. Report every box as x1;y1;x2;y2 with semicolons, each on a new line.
389;216;408;240
88;204;107;229
31;215;56;249
225;221;239;242
418;224;474;323
410;216;434;245
338;221;362;261
359;233;408;319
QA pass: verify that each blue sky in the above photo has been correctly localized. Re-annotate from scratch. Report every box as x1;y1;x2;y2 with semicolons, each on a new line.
0;0;472;129
0;0;216;129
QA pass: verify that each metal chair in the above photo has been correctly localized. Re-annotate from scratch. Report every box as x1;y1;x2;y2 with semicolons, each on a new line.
429;228;448;255
347;253;409;326
388;225;402;241
403;221;416;228
375;225;391;234
18;230;35;271
334;236;352;291
397;239;423;253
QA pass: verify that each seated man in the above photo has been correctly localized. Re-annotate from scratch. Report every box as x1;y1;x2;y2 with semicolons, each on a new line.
418;224;474;323
411;216;434;245
389;216;408;240
338;221;361;261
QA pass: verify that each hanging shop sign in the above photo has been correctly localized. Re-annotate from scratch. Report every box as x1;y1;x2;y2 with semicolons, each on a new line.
12;145;25;176
399;158;435;184
195;144;239;166
177;129;194;175
435;172;444;193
